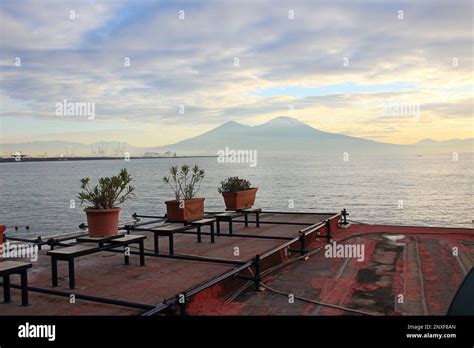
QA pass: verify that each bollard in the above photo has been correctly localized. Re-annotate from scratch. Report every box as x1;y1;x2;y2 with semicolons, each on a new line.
341;208;349;225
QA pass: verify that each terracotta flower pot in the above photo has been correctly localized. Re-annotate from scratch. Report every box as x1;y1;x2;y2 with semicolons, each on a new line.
222;188;258;211
165;198;205;222
85;208;121;238
0;225;5;246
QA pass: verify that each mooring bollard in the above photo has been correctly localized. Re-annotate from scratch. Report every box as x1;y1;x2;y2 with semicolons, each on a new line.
341;208;349;225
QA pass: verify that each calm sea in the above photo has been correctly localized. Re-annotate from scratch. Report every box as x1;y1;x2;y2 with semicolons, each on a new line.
0;153;472;238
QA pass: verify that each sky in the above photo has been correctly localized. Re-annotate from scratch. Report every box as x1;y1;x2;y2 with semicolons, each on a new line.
0;0;472;146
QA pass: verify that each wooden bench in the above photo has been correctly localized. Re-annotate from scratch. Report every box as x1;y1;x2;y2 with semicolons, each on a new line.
150;224;194;255
216;208;261;235
47;244;99;289
190;218;216;243
47;234;147;289
110;234;146;266
0;261;32;306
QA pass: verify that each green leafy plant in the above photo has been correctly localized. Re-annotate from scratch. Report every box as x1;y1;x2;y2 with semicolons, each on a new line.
218;177;252;193
162;164;205;200
78;168;135;209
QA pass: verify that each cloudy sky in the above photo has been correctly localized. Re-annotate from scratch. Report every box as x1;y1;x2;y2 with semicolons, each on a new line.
0;0;472;146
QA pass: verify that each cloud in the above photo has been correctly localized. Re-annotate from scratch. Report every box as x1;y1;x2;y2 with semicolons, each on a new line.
0;0;472;145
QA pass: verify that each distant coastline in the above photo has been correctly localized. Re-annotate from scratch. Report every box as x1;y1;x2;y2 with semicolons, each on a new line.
0;155;217;163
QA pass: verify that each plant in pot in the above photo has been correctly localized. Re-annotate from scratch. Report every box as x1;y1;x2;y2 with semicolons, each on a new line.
78;168;135;238
218;177;258;211
162;164;205;222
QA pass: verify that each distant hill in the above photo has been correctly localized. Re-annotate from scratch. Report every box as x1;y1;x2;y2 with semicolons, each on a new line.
1;117;472;157
147;117;473;155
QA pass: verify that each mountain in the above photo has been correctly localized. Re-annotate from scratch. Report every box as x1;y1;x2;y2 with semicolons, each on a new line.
147;116;473;155
1;117;472;156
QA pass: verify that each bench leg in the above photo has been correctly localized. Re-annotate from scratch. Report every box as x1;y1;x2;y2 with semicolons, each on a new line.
3;275;11;303
210;223;215;243
216;220;221;234
256;212;260;227
229;221;233;235
51;257;58;287
245;213;248;227
154;233;159;254
124;245;130;265
197;226;202;243
169;234;174;255
68;259;76;289
139;240;145;266
20;270;29;306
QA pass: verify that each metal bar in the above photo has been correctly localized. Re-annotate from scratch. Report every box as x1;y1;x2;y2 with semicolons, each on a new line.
165;228;294;241
109;249;244;266
0;282;155;310
261;211;338;215
126;219;165;228
232;220;313;226
132;213;166;219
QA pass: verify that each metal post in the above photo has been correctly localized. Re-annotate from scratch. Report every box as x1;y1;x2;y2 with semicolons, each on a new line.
256;212;260;227
3;275;11;303
68;259;76;289
229;221;233;235
51;257;58;287
325;220;331;242
254;255;261;291
210;223;215;243
244;213;248;227
20;270;29;306
299;233;306;255
124;246;130;265
154;233;159;254
179;293;187;315
139;240;145;266
197;226;202;243
169;234;174;255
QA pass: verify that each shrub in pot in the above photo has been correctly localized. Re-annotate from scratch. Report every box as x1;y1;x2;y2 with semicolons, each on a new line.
218;177;258;211
78;168;135;238
162;165;205;222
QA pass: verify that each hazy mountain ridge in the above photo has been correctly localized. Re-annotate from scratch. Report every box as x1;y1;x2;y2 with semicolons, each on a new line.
1;117;472;156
